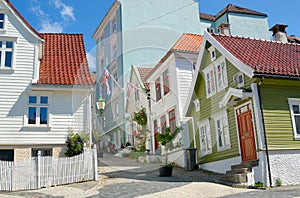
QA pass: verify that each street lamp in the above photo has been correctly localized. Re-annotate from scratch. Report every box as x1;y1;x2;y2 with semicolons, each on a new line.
96;97;106;116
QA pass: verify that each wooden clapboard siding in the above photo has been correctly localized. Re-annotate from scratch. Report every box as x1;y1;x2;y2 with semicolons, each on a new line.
188;44;258;164
260;81;300;149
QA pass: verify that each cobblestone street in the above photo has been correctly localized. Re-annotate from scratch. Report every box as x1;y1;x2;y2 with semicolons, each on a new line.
1;153;300;198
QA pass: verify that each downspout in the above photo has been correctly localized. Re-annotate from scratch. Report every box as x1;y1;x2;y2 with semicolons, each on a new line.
257;77;272;187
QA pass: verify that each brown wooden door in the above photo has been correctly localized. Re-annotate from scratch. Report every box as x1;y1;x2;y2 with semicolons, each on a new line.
236;104;257;162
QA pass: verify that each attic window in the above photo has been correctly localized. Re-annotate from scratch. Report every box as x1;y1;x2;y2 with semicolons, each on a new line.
233;72;244;88
193;99;200;112
0;14;4;29
208;46;216;61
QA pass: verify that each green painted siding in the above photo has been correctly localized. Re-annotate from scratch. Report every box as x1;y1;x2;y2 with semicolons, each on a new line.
187;46;258;165
260;79;300;149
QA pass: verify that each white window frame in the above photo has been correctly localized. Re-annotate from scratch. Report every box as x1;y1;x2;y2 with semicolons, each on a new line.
134;83;139;102
112;68;118;89
215;60;228;91
193;98;200;112
288;98;300;140
208;46;216;61
111;42;117;62
214;110;231;151
0;13;6;31
198;119;212;156
233;72;245;88
203;57;228;98
203;66;216;98
0;40;15;69
113;100;119;120
25;94;51;127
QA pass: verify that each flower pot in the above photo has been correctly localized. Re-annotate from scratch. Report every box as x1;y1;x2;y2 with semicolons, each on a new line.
159;165;173;177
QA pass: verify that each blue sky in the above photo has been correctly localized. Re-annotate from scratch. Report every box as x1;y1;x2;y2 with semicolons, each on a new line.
9;0;299;71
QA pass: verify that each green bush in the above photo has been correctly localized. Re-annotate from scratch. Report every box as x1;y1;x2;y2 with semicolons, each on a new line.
65;131;85;157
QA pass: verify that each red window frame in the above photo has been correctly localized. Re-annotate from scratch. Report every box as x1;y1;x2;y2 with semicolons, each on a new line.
163;69;170;95
155;77;161;101
169;109;176;133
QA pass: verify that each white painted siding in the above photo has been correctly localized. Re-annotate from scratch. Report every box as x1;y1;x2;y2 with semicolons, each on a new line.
0;4;40;144
0;4;92;147
174;54;197;118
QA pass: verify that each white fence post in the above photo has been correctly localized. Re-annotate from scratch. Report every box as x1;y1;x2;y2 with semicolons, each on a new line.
93;145;98;181
37;151;41;189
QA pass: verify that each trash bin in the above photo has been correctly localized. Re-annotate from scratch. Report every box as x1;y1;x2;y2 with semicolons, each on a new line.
185;148;197;170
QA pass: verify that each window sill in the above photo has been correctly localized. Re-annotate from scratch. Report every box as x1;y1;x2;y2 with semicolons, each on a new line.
21;125;51;132
0;68;14;73
294;136;300;140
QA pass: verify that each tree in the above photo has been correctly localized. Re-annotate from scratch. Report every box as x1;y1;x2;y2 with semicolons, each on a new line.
156;126;181;165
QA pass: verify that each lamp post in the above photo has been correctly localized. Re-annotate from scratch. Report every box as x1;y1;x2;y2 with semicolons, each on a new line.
96;97;106;117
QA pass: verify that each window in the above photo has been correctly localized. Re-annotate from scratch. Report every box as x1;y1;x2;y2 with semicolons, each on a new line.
32;149;52;157
233;72;244;88
160;115;166;134
155;77;161;101
135;84;139;102
216;61;227;91
193;99;200;112
163;69;170;95
208;46;216;61
113;101;119;119
100;33;104;48
111;17;117;34
214;110;230;151
111;43;117;62
168;109;176;133
207;27;214;34
288;99;300;139
100;57;104;68
27;95;49;126
0;14;5;29
154;119;159;134
204;68;216;97
0;41;14;68
199;119;212;156
203;58;228;98
112;69;118;89
0;150;14;161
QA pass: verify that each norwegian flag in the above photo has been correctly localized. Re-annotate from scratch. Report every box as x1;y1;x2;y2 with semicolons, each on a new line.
104;69;111;96
126;81;134;97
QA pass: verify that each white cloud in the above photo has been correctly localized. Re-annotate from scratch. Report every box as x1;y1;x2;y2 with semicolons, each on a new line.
39;20;63;33
87;52;96;72
53;0;75;21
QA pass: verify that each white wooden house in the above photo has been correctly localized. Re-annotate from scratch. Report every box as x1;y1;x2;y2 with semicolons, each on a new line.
145;33;203;167
125;65;152;149
0;0;93;161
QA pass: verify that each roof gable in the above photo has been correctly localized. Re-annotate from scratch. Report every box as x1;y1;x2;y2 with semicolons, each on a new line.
38;33;93;86
146;33;203;80
212;34;300;77
3;0;42;40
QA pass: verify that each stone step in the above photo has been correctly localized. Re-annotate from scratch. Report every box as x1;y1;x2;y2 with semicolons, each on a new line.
221;173;247;184
226;167;251;175
231;160;259;170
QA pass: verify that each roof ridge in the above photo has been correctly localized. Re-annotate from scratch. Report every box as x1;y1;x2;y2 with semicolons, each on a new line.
212;33;300;46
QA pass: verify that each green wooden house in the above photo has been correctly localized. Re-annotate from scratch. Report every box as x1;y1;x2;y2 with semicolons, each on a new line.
184;29;300;186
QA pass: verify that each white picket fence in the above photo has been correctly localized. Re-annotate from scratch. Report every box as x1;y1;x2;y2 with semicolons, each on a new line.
0;149;98;191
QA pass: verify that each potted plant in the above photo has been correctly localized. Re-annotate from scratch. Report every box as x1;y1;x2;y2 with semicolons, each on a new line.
156;126;181;177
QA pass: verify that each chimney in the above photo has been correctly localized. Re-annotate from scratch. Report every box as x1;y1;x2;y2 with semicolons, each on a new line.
218;23;231;36
269;24;288;43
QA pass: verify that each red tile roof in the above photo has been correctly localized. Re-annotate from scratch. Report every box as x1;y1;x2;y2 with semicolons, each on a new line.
5;0;41;39
146;33;203;80
137;67;152;90
212;34;300;77
38;33;93;86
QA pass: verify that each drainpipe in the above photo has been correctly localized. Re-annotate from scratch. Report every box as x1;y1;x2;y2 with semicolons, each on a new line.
257;77;273;187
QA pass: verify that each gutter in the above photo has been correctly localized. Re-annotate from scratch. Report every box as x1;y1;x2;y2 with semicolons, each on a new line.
254;73;300;81
257;76;273;187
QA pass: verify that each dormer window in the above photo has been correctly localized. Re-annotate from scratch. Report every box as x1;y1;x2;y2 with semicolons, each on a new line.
0;14;5;29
